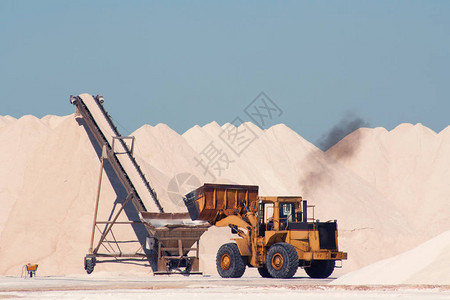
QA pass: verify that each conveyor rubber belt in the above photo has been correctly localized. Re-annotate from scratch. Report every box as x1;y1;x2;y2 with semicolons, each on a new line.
72;94;163;213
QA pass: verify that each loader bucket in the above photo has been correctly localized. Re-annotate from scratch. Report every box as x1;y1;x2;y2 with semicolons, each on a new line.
184;183;259;224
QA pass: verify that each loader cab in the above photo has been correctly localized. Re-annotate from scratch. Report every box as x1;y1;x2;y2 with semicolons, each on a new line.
279;202;296;230
258;196;303;234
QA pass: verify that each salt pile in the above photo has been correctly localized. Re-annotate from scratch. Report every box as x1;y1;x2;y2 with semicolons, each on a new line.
0;113;449;282
325;123;450;285
182;121;416;271
332;230;450;285
327;123;450;251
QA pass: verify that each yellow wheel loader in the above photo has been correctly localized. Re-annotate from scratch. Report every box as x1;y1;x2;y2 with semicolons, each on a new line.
184;184;347;279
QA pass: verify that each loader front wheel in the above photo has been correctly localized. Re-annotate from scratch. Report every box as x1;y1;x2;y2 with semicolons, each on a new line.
216;243;246;278
304;260;335;278
266;243;298;278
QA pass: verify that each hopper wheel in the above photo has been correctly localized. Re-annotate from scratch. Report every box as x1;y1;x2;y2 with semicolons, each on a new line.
266;243;298;278
216;243;246;278
84;257;96;275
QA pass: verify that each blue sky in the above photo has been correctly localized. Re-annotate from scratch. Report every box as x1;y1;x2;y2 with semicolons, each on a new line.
1;1;449;146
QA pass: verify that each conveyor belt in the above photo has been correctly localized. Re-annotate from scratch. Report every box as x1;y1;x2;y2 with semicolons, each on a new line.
71;94;163;213
73;94;209;274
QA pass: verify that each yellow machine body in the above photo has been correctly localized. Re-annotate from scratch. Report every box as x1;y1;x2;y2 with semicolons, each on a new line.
184;184;347;277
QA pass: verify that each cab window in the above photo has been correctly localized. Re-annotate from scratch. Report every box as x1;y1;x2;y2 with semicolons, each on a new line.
279;203;295;222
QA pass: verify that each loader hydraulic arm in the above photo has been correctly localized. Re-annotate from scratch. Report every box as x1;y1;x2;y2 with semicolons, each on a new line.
216;215;251;229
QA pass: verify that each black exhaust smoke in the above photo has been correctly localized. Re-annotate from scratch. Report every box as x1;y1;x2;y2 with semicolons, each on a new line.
318;113;370;152
300;113;370;196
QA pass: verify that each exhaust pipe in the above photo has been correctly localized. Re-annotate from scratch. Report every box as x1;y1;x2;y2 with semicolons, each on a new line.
303;200;308;222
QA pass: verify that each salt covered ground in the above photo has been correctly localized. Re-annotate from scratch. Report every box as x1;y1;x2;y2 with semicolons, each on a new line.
1;274;449;300
7;288;448;300
1;111;450;288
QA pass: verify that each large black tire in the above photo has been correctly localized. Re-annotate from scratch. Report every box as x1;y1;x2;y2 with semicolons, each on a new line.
216;243;246;278
257;265;273;278
85;257;96;275
304;260;335;278
266;243;298;278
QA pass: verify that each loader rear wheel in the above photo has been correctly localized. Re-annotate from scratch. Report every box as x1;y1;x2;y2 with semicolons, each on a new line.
266;243;298;278
304;260;335;278
216;243;246;278
257;265;273;278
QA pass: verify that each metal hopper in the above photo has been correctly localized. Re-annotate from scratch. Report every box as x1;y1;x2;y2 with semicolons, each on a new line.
141;213;210;274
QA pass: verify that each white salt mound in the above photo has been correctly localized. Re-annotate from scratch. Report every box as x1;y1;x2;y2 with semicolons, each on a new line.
332;230;450;285
327;123;450;240
0;112;449;283
182;121;417;271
